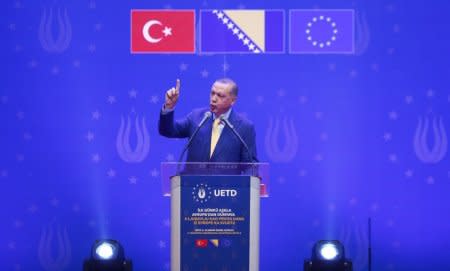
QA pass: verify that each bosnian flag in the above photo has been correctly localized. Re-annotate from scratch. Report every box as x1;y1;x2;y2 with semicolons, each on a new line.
131;10;195;53
200;9;284;54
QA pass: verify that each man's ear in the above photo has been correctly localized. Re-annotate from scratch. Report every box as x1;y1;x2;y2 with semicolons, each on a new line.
231;96;237;105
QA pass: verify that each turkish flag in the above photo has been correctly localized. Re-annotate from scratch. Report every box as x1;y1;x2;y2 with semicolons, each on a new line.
195;239;208;248
131;10;195;53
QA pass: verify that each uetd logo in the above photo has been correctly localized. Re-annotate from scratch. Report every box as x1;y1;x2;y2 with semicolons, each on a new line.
192;184;237;203
192;183;212;203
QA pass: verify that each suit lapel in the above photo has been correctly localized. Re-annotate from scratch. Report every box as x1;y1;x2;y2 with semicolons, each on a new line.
201;117;213;161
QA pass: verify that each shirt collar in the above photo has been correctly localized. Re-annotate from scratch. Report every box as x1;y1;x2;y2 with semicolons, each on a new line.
213;107;232;121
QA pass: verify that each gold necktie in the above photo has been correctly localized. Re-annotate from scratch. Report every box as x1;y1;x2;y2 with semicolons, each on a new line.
210;118;221;157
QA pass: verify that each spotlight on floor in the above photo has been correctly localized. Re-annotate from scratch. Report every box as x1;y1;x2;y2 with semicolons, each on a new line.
83;239;133;271
304;240;352;271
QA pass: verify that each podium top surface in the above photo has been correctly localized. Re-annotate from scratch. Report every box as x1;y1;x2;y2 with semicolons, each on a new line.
160;162;270;197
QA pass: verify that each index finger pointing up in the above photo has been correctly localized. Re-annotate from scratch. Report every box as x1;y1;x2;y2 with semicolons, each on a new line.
175;79;181;93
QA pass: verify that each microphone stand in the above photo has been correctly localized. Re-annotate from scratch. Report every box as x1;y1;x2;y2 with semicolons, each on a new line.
176;112;212;175
220;116;258;176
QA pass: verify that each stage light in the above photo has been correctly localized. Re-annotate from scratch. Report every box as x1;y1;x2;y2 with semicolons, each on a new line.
304;240;352;271
83;239;133;271
95;242;115;260
319;243;339;260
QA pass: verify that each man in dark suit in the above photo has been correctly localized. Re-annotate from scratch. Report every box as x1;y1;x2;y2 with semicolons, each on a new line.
159;78;257;164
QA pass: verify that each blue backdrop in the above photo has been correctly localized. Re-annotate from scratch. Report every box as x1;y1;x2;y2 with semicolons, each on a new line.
2;0;449;270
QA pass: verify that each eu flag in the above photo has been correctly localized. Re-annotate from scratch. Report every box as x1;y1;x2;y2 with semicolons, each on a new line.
200;9;284;54
290;9;354;54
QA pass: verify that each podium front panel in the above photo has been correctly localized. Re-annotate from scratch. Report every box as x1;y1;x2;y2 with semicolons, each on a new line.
171;175;260;271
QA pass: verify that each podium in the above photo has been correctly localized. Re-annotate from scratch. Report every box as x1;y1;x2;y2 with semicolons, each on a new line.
161;162;270;271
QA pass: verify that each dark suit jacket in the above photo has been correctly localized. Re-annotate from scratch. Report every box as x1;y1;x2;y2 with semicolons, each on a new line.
159;107;257;163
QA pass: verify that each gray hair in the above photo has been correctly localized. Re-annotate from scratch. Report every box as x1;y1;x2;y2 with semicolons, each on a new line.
215;78;238;96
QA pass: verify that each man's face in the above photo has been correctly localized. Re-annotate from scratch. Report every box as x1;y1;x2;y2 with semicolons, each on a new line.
210;81;236;116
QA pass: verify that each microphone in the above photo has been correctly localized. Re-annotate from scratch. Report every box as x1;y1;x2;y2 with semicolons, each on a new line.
220;115;258;163
197;111;212;128
176;111;212;173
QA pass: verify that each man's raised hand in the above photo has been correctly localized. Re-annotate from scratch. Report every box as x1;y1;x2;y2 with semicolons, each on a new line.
164;79;180;110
